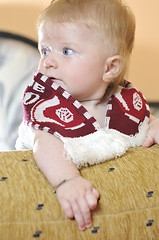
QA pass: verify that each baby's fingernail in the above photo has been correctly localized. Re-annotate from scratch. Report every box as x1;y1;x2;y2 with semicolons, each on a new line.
86;223;92;228
79;226;86;231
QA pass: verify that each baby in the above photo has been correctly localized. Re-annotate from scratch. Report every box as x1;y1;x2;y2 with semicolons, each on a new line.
16;0;159;231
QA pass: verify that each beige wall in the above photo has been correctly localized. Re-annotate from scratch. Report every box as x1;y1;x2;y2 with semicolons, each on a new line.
0;0;158;101
0;0;51;40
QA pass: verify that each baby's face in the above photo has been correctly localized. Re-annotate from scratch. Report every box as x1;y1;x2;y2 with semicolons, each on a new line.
38;21;109;102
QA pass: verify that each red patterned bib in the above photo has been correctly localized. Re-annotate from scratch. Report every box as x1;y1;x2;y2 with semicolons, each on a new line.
22;72;150;168
23;72;149;137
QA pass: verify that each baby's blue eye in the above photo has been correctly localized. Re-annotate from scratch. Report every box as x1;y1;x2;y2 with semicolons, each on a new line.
63;48;74;56
41;48;50;57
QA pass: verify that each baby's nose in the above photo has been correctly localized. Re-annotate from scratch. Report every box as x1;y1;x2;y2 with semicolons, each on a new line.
44;52;58;69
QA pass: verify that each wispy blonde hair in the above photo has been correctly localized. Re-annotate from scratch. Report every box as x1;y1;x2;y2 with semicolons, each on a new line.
38;0;136;98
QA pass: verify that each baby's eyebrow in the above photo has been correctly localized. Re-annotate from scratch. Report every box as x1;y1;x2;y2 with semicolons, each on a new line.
61;40;79;48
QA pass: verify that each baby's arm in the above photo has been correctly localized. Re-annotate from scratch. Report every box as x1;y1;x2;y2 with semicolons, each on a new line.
33;130;99;231
142;115;159;147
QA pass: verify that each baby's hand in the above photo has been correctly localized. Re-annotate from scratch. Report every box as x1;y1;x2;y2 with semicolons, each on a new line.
56;175;99;231
143;118;159;147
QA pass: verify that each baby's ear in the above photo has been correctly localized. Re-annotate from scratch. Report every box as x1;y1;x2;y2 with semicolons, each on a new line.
103;55;123;82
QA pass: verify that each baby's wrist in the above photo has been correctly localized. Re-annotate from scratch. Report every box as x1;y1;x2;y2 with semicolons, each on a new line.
53;173;80;193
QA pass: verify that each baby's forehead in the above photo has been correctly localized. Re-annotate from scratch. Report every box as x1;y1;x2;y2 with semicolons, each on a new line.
38;21;99;43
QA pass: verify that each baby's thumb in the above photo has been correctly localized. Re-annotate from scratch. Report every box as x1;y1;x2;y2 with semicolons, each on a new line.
142;135;154;148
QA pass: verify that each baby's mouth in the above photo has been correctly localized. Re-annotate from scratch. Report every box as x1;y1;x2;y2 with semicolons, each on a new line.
49;77;62;82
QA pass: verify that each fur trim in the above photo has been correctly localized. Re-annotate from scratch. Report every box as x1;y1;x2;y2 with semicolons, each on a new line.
62;117;149;168
16;122;34;150
62;130;129;168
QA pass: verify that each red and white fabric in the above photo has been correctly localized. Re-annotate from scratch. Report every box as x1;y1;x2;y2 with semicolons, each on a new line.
17;72;150;168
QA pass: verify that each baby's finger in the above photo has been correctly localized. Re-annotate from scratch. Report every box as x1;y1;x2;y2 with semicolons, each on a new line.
77;198;92;229
60;199;74;219
72;200;86;231
93;187;100;199
86;190;99;210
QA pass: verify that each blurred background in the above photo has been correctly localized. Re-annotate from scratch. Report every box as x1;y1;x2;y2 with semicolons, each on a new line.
0;0;159;150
